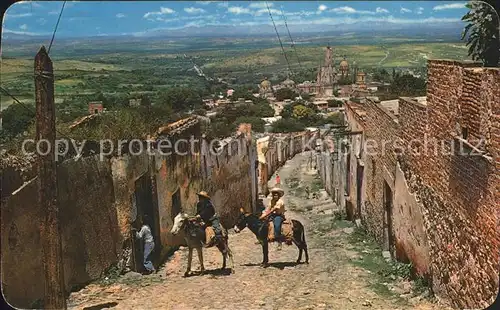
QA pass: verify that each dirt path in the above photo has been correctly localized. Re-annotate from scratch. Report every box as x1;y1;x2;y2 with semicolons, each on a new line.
68;153;448;310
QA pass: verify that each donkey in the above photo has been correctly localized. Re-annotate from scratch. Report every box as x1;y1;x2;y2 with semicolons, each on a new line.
233;208;309;267
170;213;234;277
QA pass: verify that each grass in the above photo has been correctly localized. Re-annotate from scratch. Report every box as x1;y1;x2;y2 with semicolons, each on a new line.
346;225;433;302
346;227;406;300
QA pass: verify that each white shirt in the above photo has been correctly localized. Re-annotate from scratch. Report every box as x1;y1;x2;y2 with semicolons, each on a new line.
136;225;154;243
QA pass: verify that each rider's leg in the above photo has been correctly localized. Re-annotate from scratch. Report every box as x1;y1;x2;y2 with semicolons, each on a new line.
211;217;222;238
273;215;283;240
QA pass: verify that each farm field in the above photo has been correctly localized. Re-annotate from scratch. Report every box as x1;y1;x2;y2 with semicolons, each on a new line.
1;39;471;110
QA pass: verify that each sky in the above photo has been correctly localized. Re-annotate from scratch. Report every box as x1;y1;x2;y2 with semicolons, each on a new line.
2;1;471;37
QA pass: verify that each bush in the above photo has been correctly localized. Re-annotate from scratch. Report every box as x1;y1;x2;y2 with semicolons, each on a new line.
233;116;265;132
271;118;305;133
275;88;298;101
1;102;35;140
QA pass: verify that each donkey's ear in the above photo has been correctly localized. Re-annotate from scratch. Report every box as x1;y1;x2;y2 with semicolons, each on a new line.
239;208;245;213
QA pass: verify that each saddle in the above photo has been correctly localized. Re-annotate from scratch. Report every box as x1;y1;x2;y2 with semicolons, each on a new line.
204;225;227;247
267;219;294;244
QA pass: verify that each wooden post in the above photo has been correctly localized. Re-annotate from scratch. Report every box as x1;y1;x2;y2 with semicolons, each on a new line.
35;46;67;309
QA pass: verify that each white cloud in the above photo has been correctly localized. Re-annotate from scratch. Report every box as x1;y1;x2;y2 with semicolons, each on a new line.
19;24;28;30
196;1;214;5
37;17;46;25
318;4;328;12
376;7;389;14
285;11;316;17
433;3;467;11
5;13;33;18
331;6;380;15
144;7;175;19
254;8;281;16
16;1;42;8
416;7;424;15
116;13;126;18
228;6;252;15
249;2;272;9
218;2;229;8
400;8;412;14
48;11;59;15
282;15;460;27
3;27;48;36
331;6;356;14
184;7;206;14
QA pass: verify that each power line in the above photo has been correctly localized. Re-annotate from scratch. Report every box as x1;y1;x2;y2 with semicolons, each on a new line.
266;1;291;76
48;1;67;54
0;86;72;140
279;5;302;71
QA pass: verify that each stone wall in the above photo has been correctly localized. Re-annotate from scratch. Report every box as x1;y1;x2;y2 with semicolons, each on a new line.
316;59;499;308
397;60;499;309
1;156;120;308
257;131;317;196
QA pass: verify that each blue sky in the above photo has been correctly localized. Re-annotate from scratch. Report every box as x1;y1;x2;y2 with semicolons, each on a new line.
2;1;470;37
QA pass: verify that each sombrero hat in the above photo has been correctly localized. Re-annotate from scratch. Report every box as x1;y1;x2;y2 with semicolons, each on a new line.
197;191;210;199
270;187;284;196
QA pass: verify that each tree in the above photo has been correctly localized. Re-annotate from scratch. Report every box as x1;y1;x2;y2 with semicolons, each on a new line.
139;94;151;107
462;1;500;67
271;118;305;133
158;87;203;112
327;99;343;108
390;74;426;96
301;93;311;101
1;102;35;139
292;105;315;120
251;102;274;117
233;116;266;132
275;88;298;101
230;86;254;100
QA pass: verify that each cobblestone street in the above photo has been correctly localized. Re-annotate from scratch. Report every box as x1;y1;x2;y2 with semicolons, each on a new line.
68;153;448;310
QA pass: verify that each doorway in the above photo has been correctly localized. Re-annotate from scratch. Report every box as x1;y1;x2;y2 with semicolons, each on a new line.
131;173;159;272
171;188;182;221
383;181;395;256
356;163;364;219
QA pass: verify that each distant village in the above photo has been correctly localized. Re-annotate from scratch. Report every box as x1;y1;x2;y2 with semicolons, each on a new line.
70;45;405;133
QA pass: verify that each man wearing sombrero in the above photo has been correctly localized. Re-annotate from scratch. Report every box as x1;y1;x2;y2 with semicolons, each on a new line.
195;191;222;241
261;187;286;250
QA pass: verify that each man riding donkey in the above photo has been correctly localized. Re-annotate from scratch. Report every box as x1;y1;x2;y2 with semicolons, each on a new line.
195;191;223;244
260;187;287;251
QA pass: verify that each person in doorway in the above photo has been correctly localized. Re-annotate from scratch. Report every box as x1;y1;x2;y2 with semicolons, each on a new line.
195;191;223;242
261;187;286;251
133;215;155;274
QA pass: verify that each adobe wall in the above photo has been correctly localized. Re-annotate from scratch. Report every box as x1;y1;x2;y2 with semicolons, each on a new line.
1;156;119;309
1;119;260;308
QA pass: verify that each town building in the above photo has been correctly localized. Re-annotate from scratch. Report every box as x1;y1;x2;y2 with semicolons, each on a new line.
129;98;142;107
315;45;339;97
258;77;273;98
88;101;103;114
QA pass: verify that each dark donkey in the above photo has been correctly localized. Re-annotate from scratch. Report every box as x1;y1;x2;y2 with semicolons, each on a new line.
233;208;309;267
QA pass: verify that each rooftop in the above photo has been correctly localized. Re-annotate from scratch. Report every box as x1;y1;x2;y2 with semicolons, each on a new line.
379;99;399;116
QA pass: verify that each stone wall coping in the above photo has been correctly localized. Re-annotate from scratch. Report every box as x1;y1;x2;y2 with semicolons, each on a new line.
427;59;483;67
399;97;428;110
366;97;399;125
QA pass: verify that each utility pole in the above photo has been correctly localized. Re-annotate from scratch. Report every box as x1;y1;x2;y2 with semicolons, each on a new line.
35;46;67;309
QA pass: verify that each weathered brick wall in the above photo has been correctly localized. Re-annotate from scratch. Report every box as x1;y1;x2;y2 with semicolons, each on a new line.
398;60;500;308
361;100;399;244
